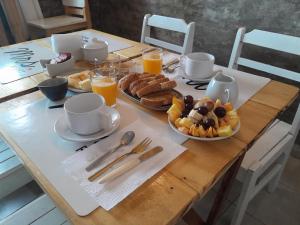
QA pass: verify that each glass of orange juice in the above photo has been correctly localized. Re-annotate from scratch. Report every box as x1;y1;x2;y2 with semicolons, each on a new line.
142;47;163;74
90;54;120;107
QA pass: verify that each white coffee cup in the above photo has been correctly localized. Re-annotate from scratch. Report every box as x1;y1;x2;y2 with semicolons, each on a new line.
64;93;112;135
181;52;215;80
82;41;108;63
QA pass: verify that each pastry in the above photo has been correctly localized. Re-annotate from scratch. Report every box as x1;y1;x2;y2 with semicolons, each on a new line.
68;71;91;91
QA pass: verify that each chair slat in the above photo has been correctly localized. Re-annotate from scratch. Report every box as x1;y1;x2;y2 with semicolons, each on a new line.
0;142;9;153
241;121;291;169
0;194;55;225
0;149;15;163
243;29;300;56
148;15;188;33
31;208;68;225
144;37;183;53
62;0;84;8
61;221;72;225
0;156;22;178
237;57;300;82
65;7;84;16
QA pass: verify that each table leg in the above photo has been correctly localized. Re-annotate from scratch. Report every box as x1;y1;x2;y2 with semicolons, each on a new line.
206;152;246;225
183;152;246;225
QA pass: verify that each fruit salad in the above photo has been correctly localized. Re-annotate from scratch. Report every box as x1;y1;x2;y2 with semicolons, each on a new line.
167;95;240;138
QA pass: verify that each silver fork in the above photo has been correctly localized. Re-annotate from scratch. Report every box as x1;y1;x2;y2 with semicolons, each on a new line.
88;137;152;182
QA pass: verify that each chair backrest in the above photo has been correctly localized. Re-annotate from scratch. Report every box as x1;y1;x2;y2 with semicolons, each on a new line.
228;27;300;82
140;14;195;54
62;0;91;27
18;0;43;22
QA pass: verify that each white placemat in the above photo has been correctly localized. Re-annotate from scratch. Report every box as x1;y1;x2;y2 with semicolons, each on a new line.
62;119;186;210
161;52;271;108
0;42;56;84
0;97;186;216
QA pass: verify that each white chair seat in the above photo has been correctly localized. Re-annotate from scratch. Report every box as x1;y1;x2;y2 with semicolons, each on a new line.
28;15;85;29
0;194;70;225
242;120;291;170
0;141;32;199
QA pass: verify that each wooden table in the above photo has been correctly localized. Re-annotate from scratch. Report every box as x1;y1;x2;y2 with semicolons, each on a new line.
0;80;298;225
0;30;299;225
0;29;149;103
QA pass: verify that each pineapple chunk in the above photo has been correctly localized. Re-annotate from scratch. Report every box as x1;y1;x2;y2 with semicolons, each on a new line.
206;127;214;138
178;126;189;135
179;117;194;129
212;128;218;137
198;125;206;137
229;117;239;129
172;96;184;111
189;124;200;137
227;110;238;118
174;118;182;128
214;99;222;109
224;102;233;112
167;104;182;122
217;125;233;137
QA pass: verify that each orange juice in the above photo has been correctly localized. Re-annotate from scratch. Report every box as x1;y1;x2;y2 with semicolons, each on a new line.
143;58;162;74
142;48;163;74
91;77;117;106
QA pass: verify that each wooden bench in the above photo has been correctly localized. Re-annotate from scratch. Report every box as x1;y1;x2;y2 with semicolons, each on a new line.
0;139;32;199
0;194;70;225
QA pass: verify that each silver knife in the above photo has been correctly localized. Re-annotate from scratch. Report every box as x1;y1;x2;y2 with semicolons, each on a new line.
98;146;163;184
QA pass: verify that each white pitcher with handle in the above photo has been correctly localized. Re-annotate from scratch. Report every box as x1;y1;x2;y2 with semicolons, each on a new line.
205;71;239;105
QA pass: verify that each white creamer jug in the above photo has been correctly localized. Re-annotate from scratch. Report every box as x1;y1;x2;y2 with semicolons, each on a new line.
205;71;239;105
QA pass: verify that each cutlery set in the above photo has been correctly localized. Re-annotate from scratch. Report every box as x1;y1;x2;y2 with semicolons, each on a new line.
86;135;163;184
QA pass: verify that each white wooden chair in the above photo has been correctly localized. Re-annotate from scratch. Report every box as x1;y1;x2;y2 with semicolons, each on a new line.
228;27;300;225
0;194;71;225
0;139;32;199
22;0;92;37
141;14;195;54
229;27;300;82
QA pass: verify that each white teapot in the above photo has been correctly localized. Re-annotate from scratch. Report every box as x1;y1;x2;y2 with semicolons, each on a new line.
205;71;239;105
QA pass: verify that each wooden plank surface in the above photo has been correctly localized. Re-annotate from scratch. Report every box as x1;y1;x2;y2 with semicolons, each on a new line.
0;29;147;102
0;79;298;225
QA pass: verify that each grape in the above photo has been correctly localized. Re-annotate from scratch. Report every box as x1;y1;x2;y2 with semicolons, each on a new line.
214;107;226;118
184;95;194;104
204;101;214;111
185;103;193;111
197;106;209;116
180;109;190;118
201;118;215;130
207;118;215;127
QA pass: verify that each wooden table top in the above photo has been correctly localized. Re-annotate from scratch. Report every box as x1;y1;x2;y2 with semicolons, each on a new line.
0;79;298;225
0;29;149;103
0;29;299;225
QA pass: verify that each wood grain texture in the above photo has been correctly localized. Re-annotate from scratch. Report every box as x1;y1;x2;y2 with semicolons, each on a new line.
251;81;299;110
0;80;298;224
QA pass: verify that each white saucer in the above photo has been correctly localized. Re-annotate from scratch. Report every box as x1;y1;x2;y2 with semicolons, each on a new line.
54;107;120;142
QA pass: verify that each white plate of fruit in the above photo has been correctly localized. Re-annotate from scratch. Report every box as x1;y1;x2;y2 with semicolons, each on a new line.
167;95;240;141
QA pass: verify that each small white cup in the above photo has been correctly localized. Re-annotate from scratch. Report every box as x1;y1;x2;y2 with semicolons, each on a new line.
64;93;112;135
181;52;215;80
82;41;108;63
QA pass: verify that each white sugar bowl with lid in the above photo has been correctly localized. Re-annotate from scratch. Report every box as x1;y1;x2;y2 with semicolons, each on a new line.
205;71;239;105
82;40;108;63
